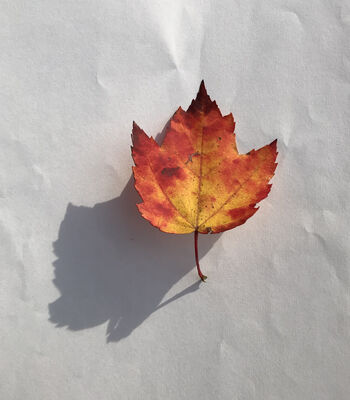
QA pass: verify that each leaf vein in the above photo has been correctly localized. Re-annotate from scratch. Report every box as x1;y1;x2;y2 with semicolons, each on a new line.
198;161;265;227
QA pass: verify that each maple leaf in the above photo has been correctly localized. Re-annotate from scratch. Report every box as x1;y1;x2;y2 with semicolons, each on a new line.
131;81;277;281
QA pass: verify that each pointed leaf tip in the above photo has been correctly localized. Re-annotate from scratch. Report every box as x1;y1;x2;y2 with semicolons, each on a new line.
270;139;278;150
187;80;215;114
132;121;144;134
198;80;208;97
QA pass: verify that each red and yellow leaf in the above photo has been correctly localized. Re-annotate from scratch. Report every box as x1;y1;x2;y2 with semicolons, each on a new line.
131;81;277;280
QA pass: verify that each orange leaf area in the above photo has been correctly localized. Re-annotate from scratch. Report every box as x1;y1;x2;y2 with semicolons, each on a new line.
132;81;277;235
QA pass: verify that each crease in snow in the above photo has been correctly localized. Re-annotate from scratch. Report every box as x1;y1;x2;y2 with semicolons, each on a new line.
153;3;206;81
0;221;28;302
95;71;109;93
281;8;303;30
303;224;349;287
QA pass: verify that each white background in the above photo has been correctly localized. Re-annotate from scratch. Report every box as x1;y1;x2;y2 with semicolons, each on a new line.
1;1;350;399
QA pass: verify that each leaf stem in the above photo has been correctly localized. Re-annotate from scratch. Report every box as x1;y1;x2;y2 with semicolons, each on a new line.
194;230;207;281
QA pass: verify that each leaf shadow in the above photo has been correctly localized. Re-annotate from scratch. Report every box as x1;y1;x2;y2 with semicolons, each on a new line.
49;176;220;342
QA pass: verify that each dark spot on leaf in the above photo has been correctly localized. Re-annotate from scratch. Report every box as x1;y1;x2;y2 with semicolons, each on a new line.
185;151;200;164
161;167;180;177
